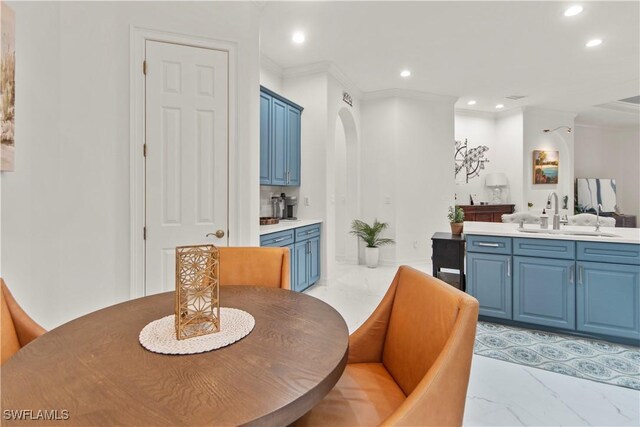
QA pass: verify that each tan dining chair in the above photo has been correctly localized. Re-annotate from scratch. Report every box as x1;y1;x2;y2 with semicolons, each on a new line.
1;279;46;365
293;266;479;427
218;247;290;290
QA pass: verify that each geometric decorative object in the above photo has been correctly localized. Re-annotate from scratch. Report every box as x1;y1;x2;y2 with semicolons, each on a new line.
455;138;490;183
175;245;220;340
532;150;559;184
1;1;16;171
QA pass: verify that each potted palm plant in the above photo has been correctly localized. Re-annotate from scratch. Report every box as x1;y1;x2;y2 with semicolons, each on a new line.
448;206;465;235
350;219;395;268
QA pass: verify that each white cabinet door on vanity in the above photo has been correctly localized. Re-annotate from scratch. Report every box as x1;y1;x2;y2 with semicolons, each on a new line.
145;41;228;295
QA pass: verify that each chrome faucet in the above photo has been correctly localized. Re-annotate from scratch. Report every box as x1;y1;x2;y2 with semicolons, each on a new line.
546;192;561;230
595;203;603;232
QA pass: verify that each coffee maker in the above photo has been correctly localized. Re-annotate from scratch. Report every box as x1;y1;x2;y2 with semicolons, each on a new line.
283;194;298;220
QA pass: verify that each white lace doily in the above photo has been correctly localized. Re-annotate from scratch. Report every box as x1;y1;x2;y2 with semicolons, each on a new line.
139;308;255;355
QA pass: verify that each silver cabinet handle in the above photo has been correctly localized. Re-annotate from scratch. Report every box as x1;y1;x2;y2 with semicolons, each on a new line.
273;237;287;243
478;242;500;247
569;265;574;284
577;265;583;284
507;258;511;277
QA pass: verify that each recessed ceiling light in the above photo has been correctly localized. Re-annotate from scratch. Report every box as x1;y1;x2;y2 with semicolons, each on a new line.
586;38;602;47
496;104;505;109
564;5;583;17
292;32;305;44
467;100;477;105
400;70;411;78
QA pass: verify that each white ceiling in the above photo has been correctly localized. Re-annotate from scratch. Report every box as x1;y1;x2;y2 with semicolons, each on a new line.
259;1;640;126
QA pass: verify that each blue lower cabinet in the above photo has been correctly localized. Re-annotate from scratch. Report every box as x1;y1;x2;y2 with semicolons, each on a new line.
513;257;575;330
576;261;640;340
467;252;512;320
294;241;310;292
308;237;321;286
261;224;321;292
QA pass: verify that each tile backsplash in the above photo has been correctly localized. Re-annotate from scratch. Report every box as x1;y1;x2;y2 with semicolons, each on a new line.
260;186;300;217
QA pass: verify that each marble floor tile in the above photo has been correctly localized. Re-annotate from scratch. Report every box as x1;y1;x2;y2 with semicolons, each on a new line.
306;261;640;426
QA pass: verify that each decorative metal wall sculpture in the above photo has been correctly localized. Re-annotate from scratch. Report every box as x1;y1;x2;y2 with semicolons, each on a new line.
175;245;220;340
455;139;490;183
1;2;16;171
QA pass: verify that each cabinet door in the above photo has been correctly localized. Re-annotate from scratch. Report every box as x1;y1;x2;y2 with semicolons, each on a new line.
577;261;640;340
308;237;321;286
271;98;288;186
259;92;272;185
294;241;309;292
286;244;295;291
286;106;301;186
513;257;575;329
467;252;512;319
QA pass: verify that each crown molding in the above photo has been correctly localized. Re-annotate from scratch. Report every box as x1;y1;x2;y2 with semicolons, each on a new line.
326;63;363;100
455;108;497;119
281;61;332;79
361;88;458;104
522;105;578;119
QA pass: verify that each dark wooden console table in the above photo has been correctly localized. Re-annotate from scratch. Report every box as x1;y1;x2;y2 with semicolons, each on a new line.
431;232;465;291
457;204;515;222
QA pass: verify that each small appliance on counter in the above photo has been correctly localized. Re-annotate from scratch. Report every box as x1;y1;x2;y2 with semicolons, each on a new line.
271;193;298;221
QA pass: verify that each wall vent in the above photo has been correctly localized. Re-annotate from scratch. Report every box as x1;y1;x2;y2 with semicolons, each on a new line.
505;95;527;100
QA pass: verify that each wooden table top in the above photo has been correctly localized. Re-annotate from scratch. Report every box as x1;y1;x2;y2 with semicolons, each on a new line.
1;286;349;426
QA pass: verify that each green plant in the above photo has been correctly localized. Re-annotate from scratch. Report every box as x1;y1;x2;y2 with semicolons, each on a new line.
447;206;464;224
527;202;534;208
350;219;395;248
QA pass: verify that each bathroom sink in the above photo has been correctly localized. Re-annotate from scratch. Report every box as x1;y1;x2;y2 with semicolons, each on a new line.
516;228;620;238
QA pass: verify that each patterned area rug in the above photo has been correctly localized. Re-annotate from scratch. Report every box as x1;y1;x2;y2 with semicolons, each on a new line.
474;322;640;390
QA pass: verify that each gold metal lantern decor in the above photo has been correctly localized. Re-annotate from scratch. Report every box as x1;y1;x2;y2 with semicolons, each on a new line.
175;245;220;340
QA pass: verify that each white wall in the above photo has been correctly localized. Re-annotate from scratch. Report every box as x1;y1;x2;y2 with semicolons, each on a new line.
575;124;640;217
454;109;524;210
361;91;457;264
2;1;260;329
523;108;576;215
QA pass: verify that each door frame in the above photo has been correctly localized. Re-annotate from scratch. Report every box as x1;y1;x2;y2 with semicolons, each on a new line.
129;27;237;298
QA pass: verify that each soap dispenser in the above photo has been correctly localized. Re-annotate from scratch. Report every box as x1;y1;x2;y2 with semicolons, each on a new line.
540;208;549;229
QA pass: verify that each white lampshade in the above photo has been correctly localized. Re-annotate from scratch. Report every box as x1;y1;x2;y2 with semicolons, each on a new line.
485;173;508;187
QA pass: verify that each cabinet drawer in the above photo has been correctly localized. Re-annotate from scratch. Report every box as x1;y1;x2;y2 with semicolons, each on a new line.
260;229;295;247
295;224;321;242
513;238;575;260
466;235;512;255
577;242;640;265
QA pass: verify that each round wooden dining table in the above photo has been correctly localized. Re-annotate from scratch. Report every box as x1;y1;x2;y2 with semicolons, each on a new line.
1;286;349;426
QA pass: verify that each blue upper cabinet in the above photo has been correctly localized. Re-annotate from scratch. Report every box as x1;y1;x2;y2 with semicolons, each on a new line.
286;106;301;186
259;93;272;185
260;87;303;186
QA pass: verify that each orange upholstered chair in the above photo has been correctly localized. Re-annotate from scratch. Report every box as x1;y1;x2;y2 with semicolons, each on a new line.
1;279;46;365
293;266;479;427
218;247;290;290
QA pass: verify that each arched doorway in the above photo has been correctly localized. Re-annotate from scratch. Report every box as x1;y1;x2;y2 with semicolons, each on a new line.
334;107;359;264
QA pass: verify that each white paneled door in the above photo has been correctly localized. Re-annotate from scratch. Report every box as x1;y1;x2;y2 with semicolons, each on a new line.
145;41;228;295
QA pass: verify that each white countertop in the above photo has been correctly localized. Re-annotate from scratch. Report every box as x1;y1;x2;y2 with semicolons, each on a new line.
259;219;323;235
463;221;640;245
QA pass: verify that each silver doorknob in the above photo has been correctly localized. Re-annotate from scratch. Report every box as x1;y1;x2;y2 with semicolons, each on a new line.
206;230;225;239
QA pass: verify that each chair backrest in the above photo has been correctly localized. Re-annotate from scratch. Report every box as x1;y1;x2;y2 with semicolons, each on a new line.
381;267;479;426
1;279;46;365
218;247;290;290
502;212;541;224
567;213;616;227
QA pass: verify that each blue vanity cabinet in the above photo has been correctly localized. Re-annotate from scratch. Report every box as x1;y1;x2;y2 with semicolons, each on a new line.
576;261;640;340
259;86;303;186
513;257;575;330
466;252;512;320
308;236;321;285
294;241;310;292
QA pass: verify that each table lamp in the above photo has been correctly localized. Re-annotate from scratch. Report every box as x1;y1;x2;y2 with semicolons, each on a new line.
485;173;508;204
